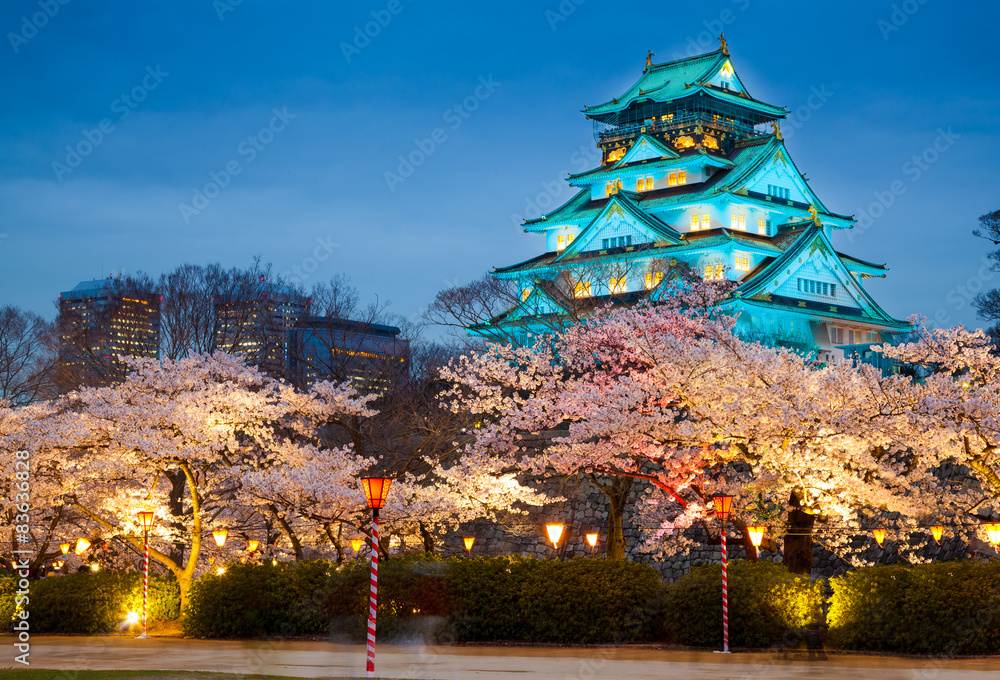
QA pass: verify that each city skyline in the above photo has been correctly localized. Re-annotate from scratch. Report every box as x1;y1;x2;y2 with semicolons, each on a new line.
1;2;998;334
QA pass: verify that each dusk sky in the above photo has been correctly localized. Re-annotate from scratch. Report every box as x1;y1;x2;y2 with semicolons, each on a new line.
1;1;997;333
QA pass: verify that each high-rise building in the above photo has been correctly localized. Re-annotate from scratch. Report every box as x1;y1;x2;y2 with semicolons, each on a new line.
288;317;409;390
482;40;910;357
213;284;309;374
57;277;160;387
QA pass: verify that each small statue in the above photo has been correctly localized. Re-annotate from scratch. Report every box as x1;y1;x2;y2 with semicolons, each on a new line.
719;33;729;55
645;51;654;70
808;205;822;225
771;120;783;140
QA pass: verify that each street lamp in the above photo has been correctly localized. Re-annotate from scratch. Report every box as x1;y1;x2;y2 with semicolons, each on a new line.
873;528;887;547
585;532;599;554
136;510;156;640
746;526;765;559
212;529;228;548
463;537;475;558
351;538;364;556
361;477;392;680
75;538;91;555
712;495;734;654
59;543;70;555
931;525;944;544
247;539;259;553
545;523;565;553
985;523;1000;555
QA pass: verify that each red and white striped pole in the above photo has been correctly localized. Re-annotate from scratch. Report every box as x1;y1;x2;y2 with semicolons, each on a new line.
141;528;149;639
720;522;729;653
366;509;379;678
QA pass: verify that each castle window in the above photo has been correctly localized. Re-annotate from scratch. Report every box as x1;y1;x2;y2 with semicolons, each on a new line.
758;218;769;235
609;276;627;294
521;287;531;301
734;255;750;272
701;214;711;228
730;214;745;230
798;277;836;298
691;215;699;229
704;264;725;281
645;272;664;289
574;281;592;298
557;235;566;251
637;176;654;191
567;233;574;245
768;185;791;200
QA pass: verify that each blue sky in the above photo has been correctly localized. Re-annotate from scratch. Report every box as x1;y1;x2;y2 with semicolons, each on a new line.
1;0;998;332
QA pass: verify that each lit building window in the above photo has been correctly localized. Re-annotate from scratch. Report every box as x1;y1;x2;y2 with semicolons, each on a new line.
574;281;592;298
637;176;654;191
557;235;566;250
645;272;664;289
704;264;725;281
667;171;688;187
609;276;627;294
701;214;711;228
738;215;745;230
660;114;674;122
521;287;531;301
758;218;767;235
734;255;750;271
567;233;574;245
714;264;725;279
678;170;686;184
731;214;738;229
691;215;699;229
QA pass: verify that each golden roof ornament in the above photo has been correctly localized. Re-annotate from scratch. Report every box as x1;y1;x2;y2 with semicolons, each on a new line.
771;120;783;140
808;205;822;225
645;50;654;70
719;33;729;56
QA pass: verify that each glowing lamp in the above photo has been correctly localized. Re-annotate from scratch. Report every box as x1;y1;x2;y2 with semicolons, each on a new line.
125;611;140;625
247;539;259;553
873;528;886;547
361;477;392;510
90;563;99;572
59;543;70;555
212;529;228;547
75;538;91;555
54;560;64;570
712;495;734;521
931;525;944;544
585;533;599;551
216;567;226;576
463;537;475;556
985;523;1000;546
545;523;565;548
351;538;364;553
137;511;156;532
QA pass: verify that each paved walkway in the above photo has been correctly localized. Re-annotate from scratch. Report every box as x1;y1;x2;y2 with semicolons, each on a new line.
10;637;1000;679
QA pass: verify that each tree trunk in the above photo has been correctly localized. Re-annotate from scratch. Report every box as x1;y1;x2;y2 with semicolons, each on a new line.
419;521;434;555
783;491;815;574
597;475;632;560
166;470;188;566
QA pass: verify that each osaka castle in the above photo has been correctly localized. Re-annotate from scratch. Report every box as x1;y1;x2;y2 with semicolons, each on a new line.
481;39;910;358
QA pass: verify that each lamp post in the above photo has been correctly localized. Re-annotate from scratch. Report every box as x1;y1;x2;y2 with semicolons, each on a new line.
463;536;475;558
712;495;733;653
545;523;565;558
136;511;155;639
746;526;765;559
361;477;391;680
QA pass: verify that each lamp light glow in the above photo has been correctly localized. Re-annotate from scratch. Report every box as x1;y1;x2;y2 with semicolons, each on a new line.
247;539;259;553
985;523;1000;546
59;543;70;555
351;538;363;553
212;529;228;547
585;532;599;551
463;536;475;556
712;495;734;521
545;523;565;548
931;525;944;544
75;538;91;555
125;611;140;625
361;477;392;510
137;511;156;532
873;528;887;547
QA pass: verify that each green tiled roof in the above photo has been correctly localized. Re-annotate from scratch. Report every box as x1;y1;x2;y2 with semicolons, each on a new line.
584;49;786;119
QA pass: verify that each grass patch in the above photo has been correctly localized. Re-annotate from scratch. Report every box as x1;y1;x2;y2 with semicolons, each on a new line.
0;672;348;680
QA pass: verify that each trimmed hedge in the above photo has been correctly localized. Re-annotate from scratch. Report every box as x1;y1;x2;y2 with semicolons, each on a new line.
184;555;664;642
2;571;180;634
828;561;1000;655
662;560;824;648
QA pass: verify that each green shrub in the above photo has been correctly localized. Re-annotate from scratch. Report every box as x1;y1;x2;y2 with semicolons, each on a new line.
662;560;824;648
24;571;179;634
0;578;16;626
828;561;1000;654
183;555;664;643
